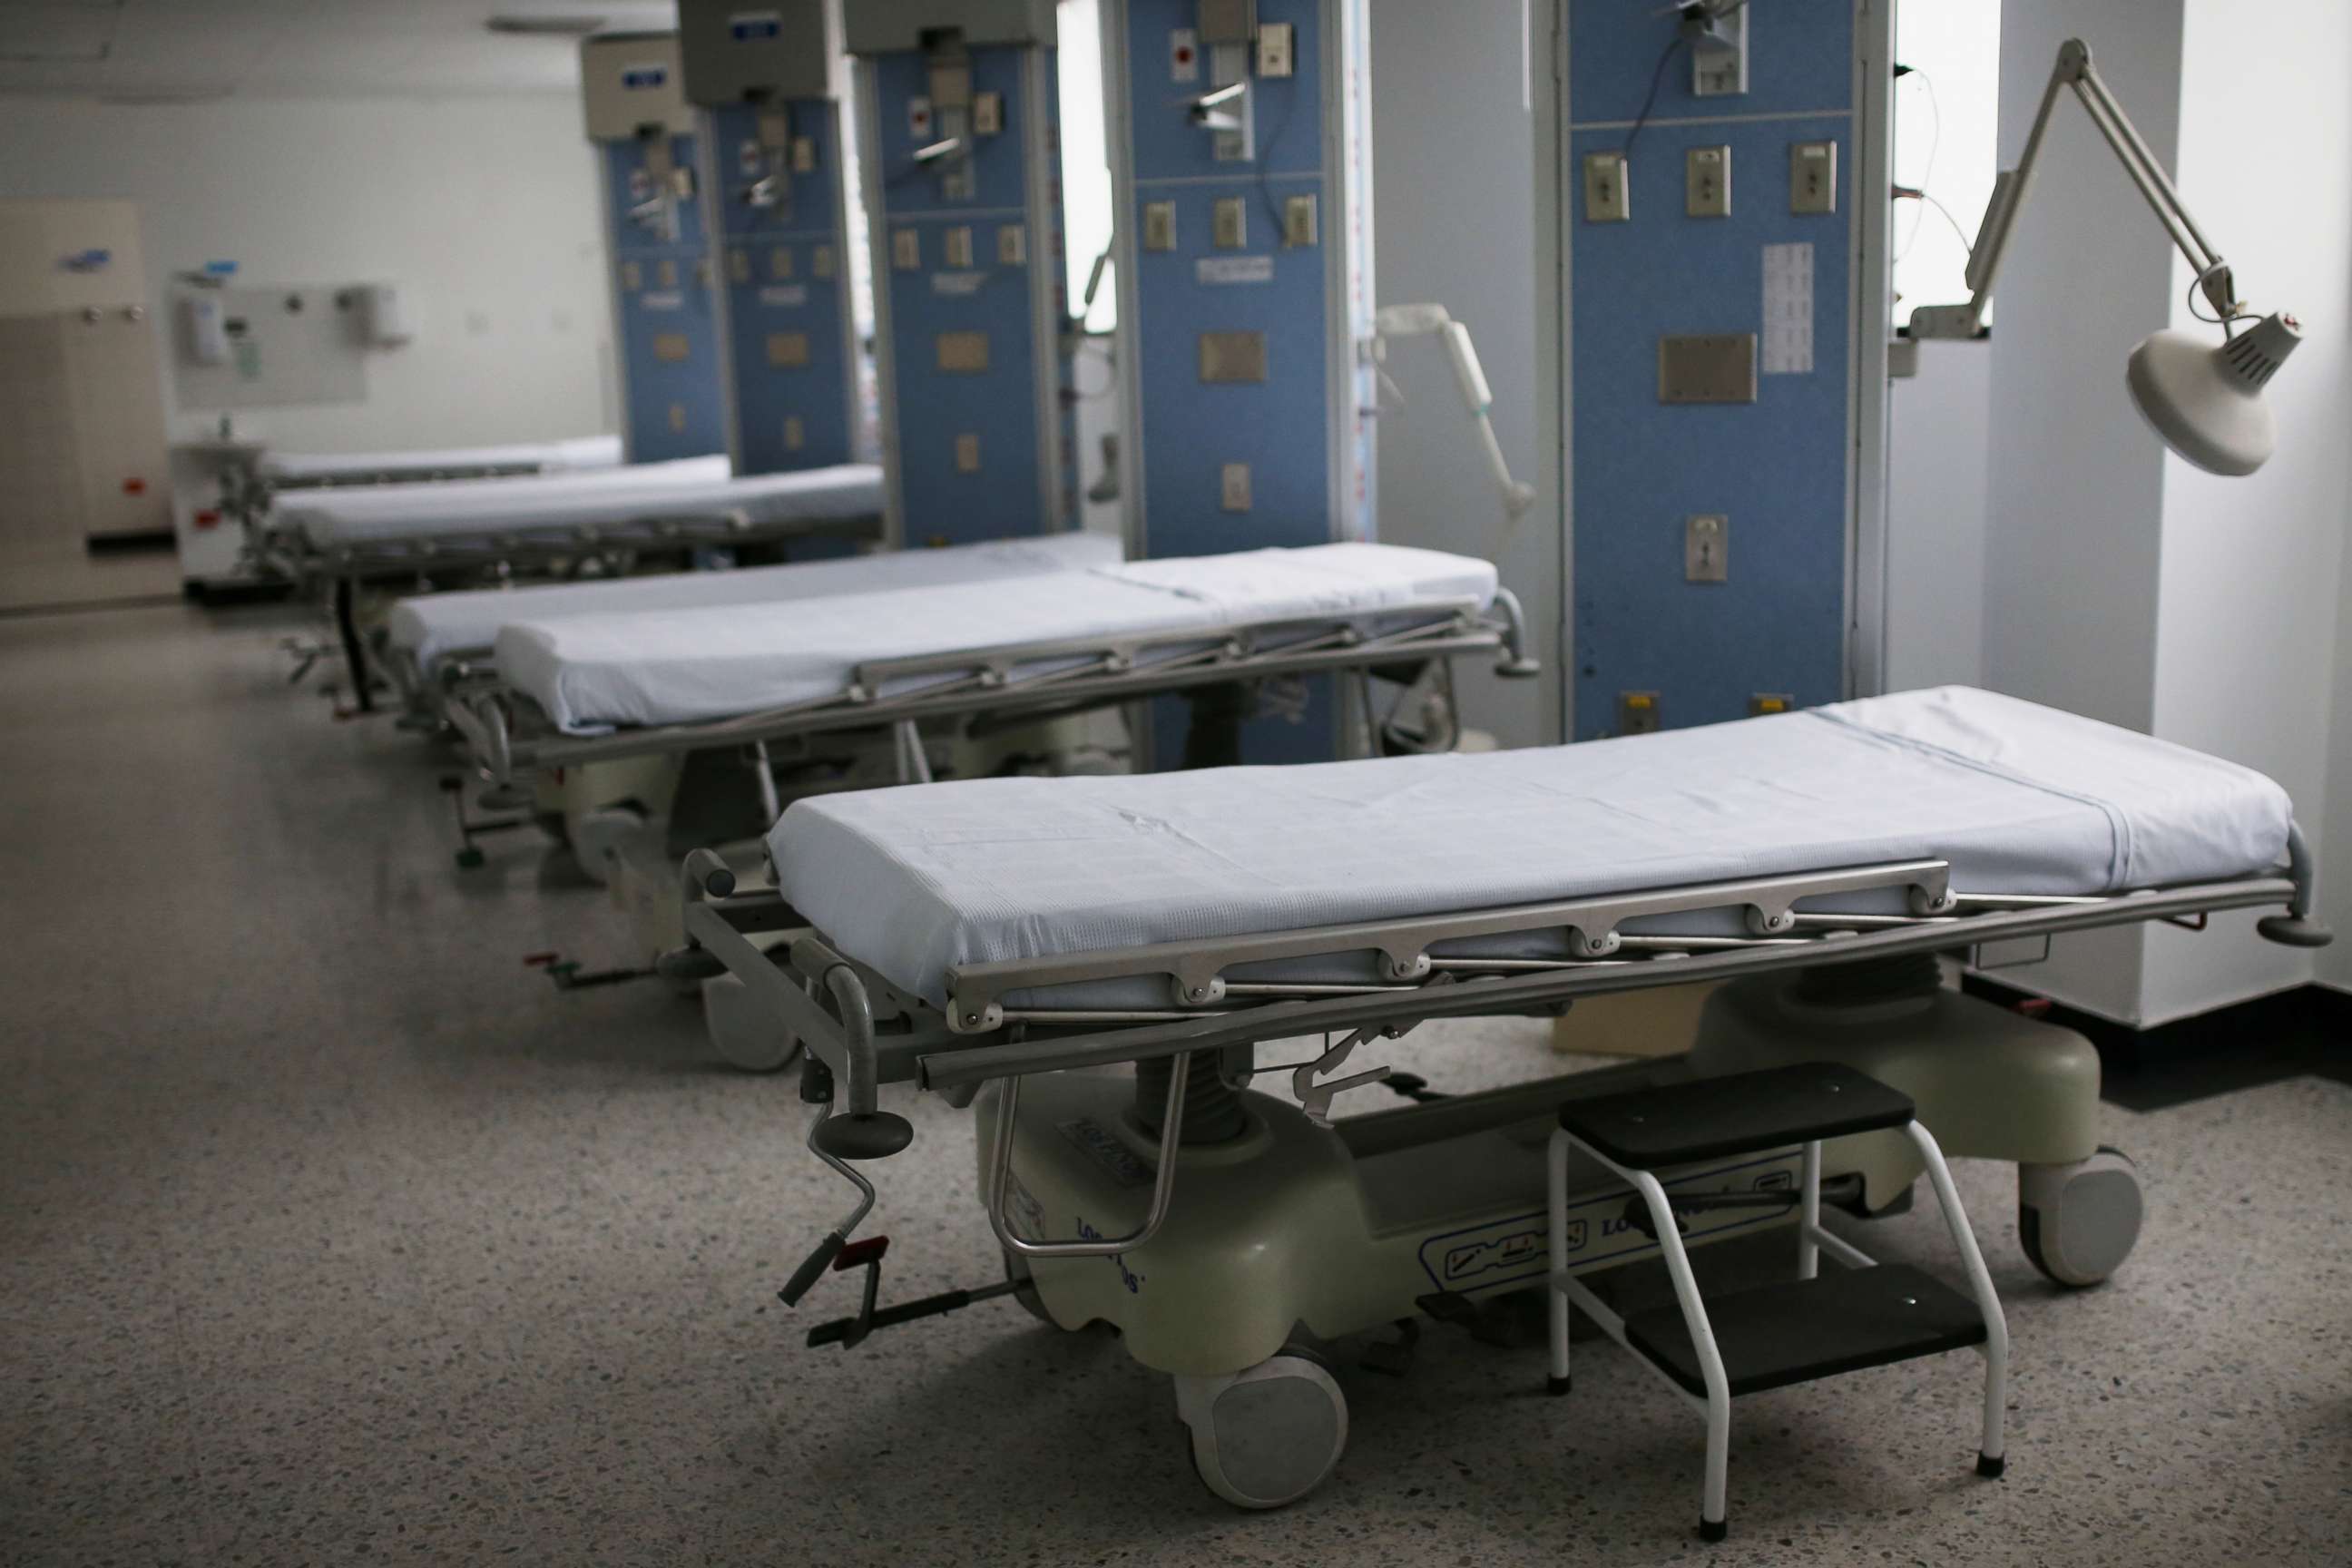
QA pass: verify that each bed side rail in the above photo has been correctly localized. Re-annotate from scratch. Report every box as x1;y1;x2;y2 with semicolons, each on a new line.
941;860;1958;1034
916;869;2306;1092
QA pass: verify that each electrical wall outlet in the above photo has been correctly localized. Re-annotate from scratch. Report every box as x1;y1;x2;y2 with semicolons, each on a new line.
972;92;1004;135
1790;140;1838;214
783;415;805;451
1685;145;1730;217
729;248;751;284
771;246;793;279
944;226;974;270
1212;196;1248;249
1220;462;1251;511
1684;514;1729;582
1256;21;1294;76
955;433;981;473
892;229;920;270
1283;194;1318;248
1583;151;1630;222
1144;201;1177;251
997;224;1026;266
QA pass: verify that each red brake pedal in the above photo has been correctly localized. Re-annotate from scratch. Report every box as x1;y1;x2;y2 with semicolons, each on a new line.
835;1236;890;1271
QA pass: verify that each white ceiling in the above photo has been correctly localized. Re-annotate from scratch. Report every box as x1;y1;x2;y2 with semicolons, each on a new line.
0;1;678;103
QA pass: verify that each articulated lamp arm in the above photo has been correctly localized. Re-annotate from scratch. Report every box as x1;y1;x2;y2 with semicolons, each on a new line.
1910;38;2301;476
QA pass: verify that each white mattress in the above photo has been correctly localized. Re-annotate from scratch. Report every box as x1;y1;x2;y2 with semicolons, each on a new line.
386;531;1125;671
498;542;1500;734
768;686;2297;1008
284;461;880;548
263;435;622;482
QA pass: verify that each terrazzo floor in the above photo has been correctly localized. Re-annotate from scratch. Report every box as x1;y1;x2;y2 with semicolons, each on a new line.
4;601;2347;1567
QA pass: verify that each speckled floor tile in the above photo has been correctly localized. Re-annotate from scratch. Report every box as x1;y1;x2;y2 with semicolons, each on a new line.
3;603;2347;1568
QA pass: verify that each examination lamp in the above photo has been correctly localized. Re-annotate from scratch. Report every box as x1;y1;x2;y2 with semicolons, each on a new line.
1908;38;2300;476
1372;304;1538;522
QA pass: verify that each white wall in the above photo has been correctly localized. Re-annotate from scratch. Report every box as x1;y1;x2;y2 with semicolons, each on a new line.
2328;501;2352;992
0;94;612;454
1367;0;1554;750
1983;0;2351;1023
2138;0;2352;1017
1884;339;1990;691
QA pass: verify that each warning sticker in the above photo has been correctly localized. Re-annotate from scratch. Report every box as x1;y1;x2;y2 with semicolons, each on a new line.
1196;254;1274;287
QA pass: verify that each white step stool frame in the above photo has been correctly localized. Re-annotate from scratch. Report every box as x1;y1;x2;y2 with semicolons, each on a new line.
1545;1119;2010;1541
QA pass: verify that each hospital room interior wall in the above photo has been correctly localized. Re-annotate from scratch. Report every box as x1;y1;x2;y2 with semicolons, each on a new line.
2327;504;2352;994
1883;339;1991;691
0;95;612;453
1367;0;1554;750
1979;0;2185;1020
2140;0;2352;1017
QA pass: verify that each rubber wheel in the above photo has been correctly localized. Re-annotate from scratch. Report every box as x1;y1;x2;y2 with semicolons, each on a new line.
1185;1347;1348;1510
2020;1146;2142;1288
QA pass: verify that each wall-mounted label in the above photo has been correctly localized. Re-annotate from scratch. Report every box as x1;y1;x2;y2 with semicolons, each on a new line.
730;10;781;40
760;285;808;309
621;63;667;90
932;271;986;297
640;290;686;311
1196;254;1274;286
1761;241;1814;375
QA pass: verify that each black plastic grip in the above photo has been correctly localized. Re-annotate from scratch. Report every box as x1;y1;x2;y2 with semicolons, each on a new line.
779;1232;846;1307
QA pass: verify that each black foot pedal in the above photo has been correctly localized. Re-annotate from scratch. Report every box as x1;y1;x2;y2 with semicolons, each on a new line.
1359;1318;1419;1377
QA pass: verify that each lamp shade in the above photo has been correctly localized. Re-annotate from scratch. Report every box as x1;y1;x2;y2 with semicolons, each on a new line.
2124;311;2300;476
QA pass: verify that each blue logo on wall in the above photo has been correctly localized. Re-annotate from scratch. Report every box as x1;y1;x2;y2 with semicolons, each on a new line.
59;249;112;273
622;66;668;90
730;15;782;41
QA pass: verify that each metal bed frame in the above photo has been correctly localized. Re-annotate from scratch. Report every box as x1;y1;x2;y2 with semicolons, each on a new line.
444;588;1542;800
666;820;2325;1274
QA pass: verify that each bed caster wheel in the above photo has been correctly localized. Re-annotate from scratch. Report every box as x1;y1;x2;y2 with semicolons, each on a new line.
2020;1146;2142;1287
1002;1251;1054;1325
705;973;799;1071
454;847;486;870
571;806;646;887
1174;1348;1348;1510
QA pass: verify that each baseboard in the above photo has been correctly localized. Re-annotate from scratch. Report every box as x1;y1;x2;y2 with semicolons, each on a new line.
84;529;177;555
184;575;292;607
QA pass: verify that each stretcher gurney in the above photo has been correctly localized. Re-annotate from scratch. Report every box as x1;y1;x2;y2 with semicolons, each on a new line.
442;541;1537;893
258;434;624;489
662;685;2328;1513
382;531;1126;726
270;460;886;711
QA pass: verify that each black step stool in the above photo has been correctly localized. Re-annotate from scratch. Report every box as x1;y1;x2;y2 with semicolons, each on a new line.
1546;1062;2008;1543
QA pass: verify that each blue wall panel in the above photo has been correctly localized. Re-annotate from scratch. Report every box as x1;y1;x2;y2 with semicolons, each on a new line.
1569;0;1855;738
604;134;728;463
710;100;858;475
1122;0;1346;765
869;44;1071;545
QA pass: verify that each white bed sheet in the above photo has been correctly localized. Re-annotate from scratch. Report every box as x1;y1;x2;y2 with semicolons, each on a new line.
286;462;880;548
495;543;1501;734
768;686;2296;1008
386;532;1124;670
263;435;622;482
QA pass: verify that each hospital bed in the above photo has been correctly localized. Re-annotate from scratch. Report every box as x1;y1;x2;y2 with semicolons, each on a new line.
264;458;887;711
382;531;1126;729
659;685;2327;1523
442;543;1539;955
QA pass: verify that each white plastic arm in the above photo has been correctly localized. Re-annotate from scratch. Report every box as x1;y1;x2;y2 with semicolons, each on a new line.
1373;304;1539;519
